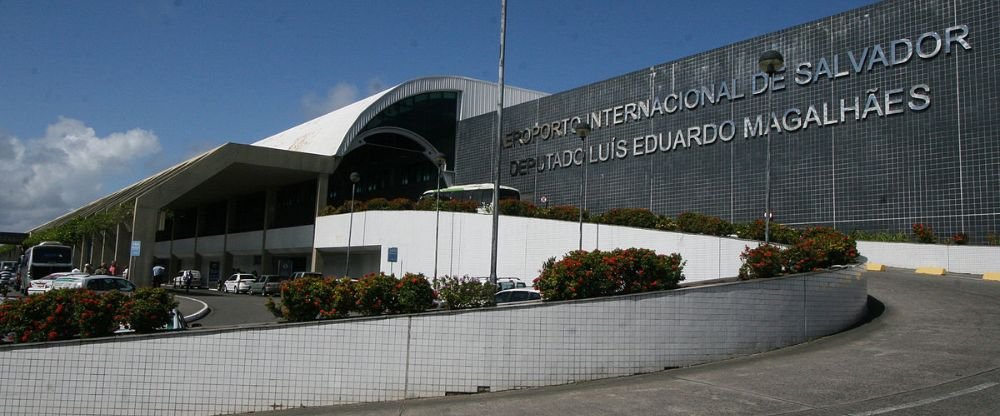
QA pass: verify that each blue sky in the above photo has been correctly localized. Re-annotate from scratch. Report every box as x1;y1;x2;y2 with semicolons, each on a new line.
0;0;875;231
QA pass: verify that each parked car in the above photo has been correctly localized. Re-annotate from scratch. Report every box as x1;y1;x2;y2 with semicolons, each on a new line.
223;273;257;293
495;288;541;304
52;275;137;294
476;276;527;292
27;271;88;296
290;271;323;280
172;270;204;288
248;274;289;296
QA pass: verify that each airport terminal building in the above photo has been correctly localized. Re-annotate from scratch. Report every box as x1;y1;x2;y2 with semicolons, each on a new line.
31;0;1000;285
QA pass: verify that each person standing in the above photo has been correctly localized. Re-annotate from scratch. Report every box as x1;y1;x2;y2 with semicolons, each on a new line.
152;265;166;287
183;270;192;293
109;261;118;276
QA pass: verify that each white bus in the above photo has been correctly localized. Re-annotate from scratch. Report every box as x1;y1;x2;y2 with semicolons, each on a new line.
18;241;73;291
419;184;520;212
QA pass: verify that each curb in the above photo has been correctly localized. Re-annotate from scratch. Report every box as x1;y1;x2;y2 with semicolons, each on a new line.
175;296;210;323
915;266;946;275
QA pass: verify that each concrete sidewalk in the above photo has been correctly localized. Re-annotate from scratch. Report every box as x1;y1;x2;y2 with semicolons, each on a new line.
239;269;1000;415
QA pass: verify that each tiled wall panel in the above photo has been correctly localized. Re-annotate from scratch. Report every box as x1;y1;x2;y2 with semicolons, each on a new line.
456;0;1000;242
0;269;866;416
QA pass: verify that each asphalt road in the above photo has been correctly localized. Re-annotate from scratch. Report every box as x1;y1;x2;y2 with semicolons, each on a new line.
235;269;1000;415
172;288;279;327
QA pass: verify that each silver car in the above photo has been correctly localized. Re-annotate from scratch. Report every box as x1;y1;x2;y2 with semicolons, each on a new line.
52;275;137;294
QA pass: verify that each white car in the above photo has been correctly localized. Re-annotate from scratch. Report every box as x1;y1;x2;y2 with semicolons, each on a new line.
173;270;204;288
494;288;542;304
223;273;257;294
27;271;88;296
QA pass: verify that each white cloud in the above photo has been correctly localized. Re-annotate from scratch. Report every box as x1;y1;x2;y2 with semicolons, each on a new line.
0;117;161;232
301;82;359;120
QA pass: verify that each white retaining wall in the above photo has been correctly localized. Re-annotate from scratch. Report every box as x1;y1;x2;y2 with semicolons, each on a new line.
858;241;1000;274
315;211;752;283
0;267;867;416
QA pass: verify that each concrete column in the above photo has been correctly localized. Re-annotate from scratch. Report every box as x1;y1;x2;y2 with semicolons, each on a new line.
310;174;329;273
262;188;276;275
131;202;159;288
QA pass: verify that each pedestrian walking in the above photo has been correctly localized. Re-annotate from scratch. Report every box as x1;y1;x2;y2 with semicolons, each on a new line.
184;270;192;293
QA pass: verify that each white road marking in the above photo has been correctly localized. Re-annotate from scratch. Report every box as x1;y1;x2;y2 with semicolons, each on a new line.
849;382;998;416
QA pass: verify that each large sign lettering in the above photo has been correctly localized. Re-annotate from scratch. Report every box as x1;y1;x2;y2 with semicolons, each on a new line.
506;25;971;177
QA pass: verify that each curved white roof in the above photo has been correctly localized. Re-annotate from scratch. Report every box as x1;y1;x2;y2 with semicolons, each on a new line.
252;76;547;157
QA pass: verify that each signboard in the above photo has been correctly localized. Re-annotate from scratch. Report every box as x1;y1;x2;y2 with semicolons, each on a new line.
387;247;398;263
130;240;141;257
0;232;27;245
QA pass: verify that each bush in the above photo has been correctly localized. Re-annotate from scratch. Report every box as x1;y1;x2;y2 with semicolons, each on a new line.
654;216;677;231
436;276;495;309
596;208;659;229
538;205;587;222
0;289;169;342
122;288;178;333
738;244;784;280
499;199;538;217
327;278;357;318
988;233;1000;246
951;232;969;245
736;219;801;244
675;212;732;236
395;273;435;314
274;277;336;322
849;229;909;242
387;198;414;210
365;198;391;210
784;227;859;273
533;248;685;301
77;290;128;338
912;223;936;244
354;272;399;315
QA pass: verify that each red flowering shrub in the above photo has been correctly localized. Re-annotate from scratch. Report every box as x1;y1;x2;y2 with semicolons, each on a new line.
499;199;539;217
538;205;587;222
783;227;859;273
395;273;435;314
596;208;659;229
121;288;178;333
436;276;495;309
272;277;337;322
76;290;128;338
533;248;685;301
951;232;969;245
912;223;936;243
0;288;170;342
738;244;785;280
676;212;732;236
327;278;357;318
354;272;399;315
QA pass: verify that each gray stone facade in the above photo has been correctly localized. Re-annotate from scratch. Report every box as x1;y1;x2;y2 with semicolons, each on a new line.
455;0;999;242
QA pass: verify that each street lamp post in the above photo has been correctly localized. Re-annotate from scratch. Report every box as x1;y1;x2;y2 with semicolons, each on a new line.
433;156;446;283
574;122;591;251
344;172;360;277
758;50;784;245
